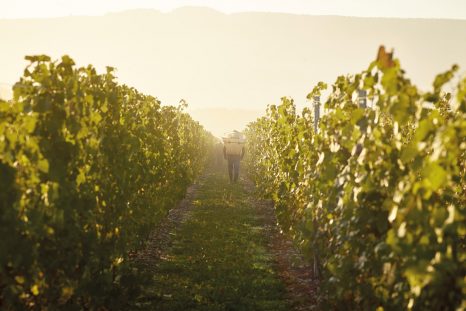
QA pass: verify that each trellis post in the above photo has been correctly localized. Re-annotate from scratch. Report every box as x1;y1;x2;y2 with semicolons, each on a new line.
358;89;367;108
313;96;320;133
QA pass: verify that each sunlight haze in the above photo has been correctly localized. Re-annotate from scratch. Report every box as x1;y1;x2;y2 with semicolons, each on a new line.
1;0;466;20
1;1;466;137
1;2;465;309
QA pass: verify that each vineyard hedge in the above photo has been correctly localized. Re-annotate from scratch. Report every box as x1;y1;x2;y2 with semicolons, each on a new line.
0;55;213;309
245;59;465;310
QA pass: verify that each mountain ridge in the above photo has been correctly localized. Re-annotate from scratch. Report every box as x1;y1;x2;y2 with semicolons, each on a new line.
2;7;466;22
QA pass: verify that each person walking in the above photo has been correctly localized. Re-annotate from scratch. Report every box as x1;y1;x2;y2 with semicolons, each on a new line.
222;130;246;183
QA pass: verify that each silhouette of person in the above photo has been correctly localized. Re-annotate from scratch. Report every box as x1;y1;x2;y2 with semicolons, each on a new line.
223;130;246;183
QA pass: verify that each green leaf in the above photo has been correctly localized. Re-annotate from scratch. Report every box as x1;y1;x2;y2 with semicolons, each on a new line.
350;108;365;125
23;116;37;133
25;55;51;62
90;111;102;124
38;158;49;173
76;169;86;186
389;94;411;124
400;143;418;163
404;261;432;296
423;162;447;191
0;101;10;112
415;119;434;141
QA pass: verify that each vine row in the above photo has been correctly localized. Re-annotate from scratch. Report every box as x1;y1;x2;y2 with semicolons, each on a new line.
245;58;465;310
0;55;214;309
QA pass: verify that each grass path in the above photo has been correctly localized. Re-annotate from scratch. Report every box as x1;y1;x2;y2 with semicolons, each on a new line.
135;167;314;310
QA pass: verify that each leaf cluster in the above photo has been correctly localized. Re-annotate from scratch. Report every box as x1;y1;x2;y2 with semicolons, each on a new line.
245;60;465;310
0;55;214;310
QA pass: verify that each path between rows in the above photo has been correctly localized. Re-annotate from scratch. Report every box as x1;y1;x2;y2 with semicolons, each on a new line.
136;167;318;310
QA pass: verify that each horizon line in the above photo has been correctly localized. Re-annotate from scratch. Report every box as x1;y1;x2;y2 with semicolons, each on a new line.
1;6;466;22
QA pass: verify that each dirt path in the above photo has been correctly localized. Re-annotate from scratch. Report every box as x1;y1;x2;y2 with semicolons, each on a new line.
135;168;319;310
245;181;319;310
136;175;204;269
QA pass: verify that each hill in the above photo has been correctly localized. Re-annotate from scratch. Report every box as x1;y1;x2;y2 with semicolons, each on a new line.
1;8;465;134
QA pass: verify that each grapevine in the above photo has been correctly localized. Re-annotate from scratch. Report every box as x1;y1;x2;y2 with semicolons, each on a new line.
0;55;214;309
245;58;466;309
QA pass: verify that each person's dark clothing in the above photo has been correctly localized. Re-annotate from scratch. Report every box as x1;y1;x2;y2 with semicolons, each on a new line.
226;155;241;182
223;146;245;183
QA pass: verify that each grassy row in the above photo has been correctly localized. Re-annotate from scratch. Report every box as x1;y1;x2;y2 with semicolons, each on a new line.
136;168;291;310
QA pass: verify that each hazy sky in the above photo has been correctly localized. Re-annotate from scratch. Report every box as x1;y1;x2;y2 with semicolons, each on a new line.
1;0;466;20
1;2;466;137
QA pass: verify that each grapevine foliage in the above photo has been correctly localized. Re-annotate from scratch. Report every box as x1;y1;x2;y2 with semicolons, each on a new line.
0;55;214;309
245;59;465;309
